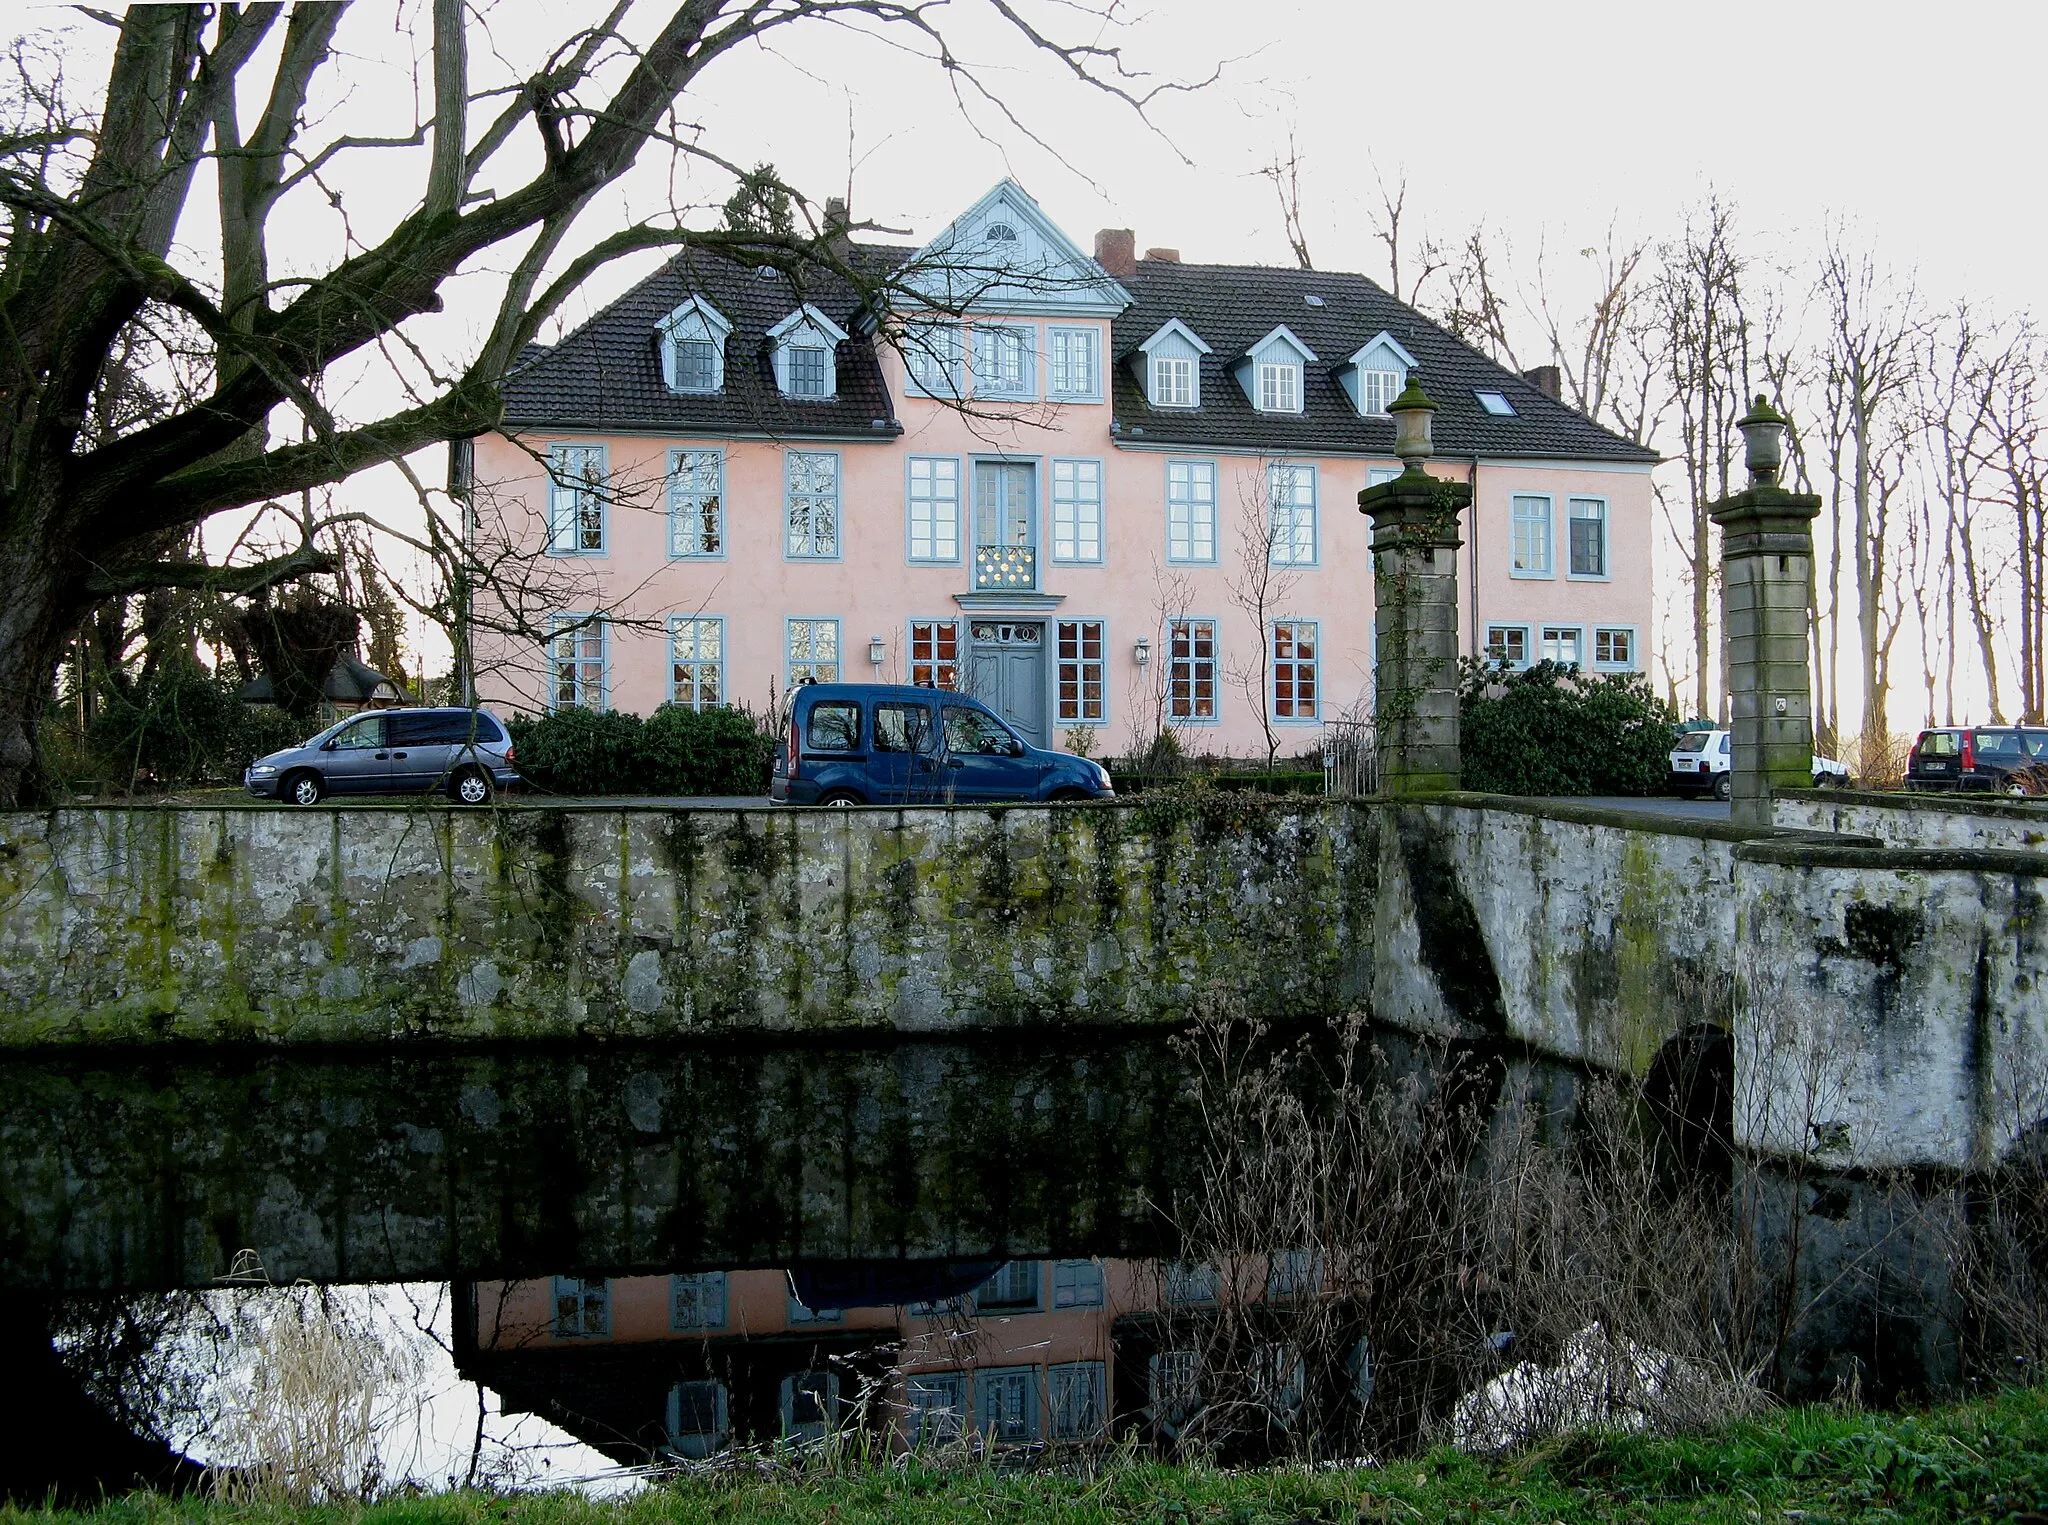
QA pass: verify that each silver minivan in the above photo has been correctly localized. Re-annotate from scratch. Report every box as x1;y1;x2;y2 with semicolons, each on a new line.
244;707;520;805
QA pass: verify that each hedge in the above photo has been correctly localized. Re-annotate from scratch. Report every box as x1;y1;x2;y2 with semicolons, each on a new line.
83;668;309;790
1458;659;1677;796
505;704;775;797
1108;769;1325;797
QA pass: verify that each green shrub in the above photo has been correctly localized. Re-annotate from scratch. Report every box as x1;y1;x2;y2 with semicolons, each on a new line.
1459;659;1677;797
506;704;774;797
87;668;310;790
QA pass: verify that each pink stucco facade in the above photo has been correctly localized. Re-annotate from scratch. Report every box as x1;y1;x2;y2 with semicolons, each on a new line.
470;187;1653;760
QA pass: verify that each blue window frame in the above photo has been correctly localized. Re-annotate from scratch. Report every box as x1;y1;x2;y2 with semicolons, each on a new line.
1511;494;1554;577
1166;459;1217;563
903;318;965;399
907;456;962;562
1270;620;1319;722
785;450;841;559
1266;461;1318;566
546;443;607;555
553;1276;609;1338
1593;626;1638;670
787;617;841;687
1568;496;1609;578
972;324;1036;399
1168;617;1220;723
549;615;606;712
1485;624;1532;668
671;1272;728;1331
669;616;724;709
1047;326;1100;400
1050;458;1104;562
668;447;724;558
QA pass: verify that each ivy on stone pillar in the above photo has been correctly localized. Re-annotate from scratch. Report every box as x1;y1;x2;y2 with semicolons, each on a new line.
1710;395;1822;829
1358;380;1472;796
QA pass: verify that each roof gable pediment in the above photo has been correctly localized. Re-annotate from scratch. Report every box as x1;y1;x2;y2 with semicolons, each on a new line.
899;179;1130;317
1136;317;1212;356
768;303;850;345
1345;330;1416;371
1241;324;1319;365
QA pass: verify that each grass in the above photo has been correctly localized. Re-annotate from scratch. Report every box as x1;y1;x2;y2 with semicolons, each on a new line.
11;1386;2048;1525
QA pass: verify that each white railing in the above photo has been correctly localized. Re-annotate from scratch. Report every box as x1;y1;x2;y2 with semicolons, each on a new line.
1322;720;1376;797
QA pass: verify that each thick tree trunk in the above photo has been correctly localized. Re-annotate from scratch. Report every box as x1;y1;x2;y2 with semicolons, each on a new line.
0;529;78;807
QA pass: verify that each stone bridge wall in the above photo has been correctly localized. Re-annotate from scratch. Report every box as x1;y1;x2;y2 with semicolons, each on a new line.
1;798;2043;1170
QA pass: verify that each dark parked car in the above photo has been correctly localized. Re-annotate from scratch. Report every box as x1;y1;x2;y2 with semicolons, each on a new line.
1906;726;2048;793
769;683;1114;806
245;707;520;805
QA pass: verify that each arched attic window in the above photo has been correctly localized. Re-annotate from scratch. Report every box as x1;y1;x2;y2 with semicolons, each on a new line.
769;304;851;399
1341;331;1418;417
659;298;733;394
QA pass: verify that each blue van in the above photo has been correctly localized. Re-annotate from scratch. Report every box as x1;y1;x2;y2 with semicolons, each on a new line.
769;684;1114;806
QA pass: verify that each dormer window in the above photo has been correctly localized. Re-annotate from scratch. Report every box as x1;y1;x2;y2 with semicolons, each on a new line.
1154;356;1194;407
1258;362;1300;413
1236;326;1317;415
658;297;732;394
1340;331;1418;418
1136;318;1211;410
768;304;850;400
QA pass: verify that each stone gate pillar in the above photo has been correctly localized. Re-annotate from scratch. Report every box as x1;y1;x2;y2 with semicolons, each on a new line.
1710;396;1822;829
1358;381;1472;796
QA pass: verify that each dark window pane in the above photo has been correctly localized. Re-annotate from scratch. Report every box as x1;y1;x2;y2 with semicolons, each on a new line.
807;702;861;751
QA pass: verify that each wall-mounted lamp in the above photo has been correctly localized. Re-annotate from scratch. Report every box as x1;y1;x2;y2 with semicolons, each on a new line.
1133;635;1151;667
868;635;887;666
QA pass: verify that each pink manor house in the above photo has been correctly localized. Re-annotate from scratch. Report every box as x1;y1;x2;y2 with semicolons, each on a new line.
465;181;1655;756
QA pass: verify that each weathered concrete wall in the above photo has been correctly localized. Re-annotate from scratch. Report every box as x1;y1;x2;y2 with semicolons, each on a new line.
0;803;1376;1044
1776;787;2048;852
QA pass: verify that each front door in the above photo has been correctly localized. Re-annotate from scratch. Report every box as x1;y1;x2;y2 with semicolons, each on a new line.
321;713;392;794
968;621;1047;749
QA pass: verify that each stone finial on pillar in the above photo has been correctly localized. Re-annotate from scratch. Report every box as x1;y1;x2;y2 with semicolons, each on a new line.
1710;395;1822;828
1359;379;1472;796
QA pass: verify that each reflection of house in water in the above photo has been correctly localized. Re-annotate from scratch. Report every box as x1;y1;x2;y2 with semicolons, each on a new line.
458;1257;1352;1466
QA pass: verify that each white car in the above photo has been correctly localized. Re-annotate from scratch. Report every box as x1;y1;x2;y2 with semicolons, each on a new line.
1668;729;1849;800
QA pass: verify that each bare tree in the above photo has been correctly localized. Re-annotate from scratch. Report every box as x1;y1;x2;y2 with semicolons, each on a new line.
1364;163;1444;307
1531;225;1659;444
1439;226;1522;371
1817;236;1920;761
1976;337;2048;722
1260;133;1312;271
1226;462;1305;769
0;1;1196;805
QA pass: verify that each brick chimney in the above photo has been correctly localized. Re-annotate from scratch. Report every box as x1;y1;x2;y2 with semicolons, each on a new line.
1144;247;1181;263
1522;365;1561;400
1094;228;1135;278
823;196;851;257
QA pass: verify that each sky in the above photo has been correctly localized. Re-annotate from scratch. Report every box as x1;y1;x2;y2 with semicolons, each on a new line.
21;0;2045;716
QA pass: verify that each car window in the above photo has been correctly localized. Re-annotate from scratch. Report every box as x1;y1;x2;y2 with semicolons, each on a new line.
1976;730;2023;759
806;701;861;752
1672;733;1710;754
1716;734;1730;755
2024;730;2048;759
391;711;504;746
943;705;1019;757
874;702;934;754
332;716;386;750
1918;731;1958;757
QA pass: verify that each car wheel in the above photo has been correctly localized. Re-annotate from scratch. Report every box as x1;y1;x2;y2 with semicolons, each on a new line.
1712;774;1731;802
816;790;863;807
450;767;494;806
284;771;324;807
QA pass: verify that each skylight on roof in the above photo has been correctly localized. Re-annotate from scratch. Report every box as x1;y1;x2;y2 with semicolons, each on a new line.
1303;294;1326;307
1475;390;1517;417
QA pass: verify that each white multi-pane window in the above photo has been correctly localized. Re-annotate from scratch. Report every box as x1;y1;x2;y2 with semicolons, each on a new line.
1150;1349;1202;1426
1266;462;1317;565
1511;494;1553;576
1367;466;1402;487
973;1367;1039;1443
1052;1258;1105;1307
1167;460;1217;562
1050;1362;1106;1440
669;616;724;710
1168;618;1218;722
667;1379;729;1457
1271;621;1318;720
552;1277;609;1338
547;443;607;554
910;619;960;690
787;619;840;686
1595;627;1635;668
1541;626;1583;666
1152;355;1194;407
660;299;729;393
1486;625;1530;667
1165;1261;1218;1306
974;325;1032;396
1361;367;1404;414
1051;459;1103;561
904;1375;965;1446
1048;326;1099;397
908;457;961;561
904;319;964;396
668;448;723;558
1258;361;1301;413
1056;621;1106;723
671;1272;728;1331
1569;497;1608;576
550;616;605;711
975;1260;1041;1311
786;451;840;558
786;344;830;397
